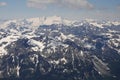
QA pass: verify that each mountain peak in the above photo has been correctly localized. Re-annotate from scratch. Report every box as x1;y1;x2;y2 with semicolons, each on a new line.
0;16;73;29
43;16;63;25
0;16;120;29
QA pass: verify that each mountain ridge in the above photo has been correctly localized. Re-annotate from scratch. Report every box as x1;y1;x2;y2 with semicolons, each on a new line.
0;16;120;80
0;16;120;29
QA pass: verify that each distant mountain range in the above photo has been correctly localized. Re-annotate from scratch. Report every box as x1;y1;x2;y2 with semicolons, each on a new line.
0;16;120;80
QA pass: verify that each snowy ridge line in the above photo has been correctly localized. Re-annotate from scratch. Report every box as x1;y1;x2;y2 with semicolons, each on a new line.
0;16;120;29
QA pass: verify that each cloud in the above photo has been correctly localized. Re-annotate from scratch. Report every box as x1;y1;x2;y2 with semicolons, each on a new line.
27;0;93;9
0;2;7;7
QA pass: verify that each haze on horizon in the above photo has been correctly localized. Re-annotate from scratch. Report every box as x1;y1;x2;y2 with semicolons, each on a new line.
0;0;120;21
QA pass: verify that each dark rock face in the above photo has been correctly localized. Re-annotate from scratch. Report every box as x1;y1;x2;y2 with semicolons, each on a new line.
0;21;120;80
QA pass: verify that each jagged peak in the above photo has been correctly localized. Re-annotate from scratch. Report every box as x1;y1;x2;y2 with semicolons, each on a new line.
0;16;73;29
0;16;120;29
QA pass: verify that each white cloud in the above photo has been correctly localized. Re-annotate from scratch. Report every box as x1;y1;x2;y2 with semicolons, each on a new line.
0;2;7;7
27;0;56;9
27;0;93;9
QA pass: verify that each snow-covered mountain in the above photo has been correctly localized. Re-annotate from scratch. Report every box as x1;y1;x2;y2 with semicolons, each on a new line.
0;16;120;80
0;16;74;29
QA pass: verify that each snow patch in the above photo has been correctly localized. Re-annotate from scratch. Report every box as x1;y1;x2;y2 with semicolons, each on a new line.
28;39;45;52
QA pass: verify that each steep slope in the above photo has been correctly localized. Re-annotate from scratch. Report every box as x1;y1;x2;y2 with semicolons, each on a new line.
0;16;120;80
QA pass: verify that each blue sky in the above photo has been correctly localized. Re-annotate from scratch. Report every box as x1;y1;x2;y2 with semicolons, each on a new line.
0;0;120;20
